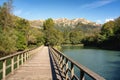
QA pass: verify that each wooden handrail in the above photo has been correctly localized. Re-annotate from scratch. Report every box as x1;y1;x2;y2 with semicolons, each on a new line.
0;46;42;80
0;48;34;61
49;47;105;80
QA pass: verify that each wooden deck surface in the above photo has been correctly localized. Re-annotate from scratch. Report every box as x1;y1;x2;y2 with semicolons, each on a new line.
6;46;52;80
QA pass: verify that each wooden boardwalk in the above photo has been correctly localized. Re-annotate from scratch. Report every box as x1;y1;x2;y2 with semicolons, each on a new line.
6;46;52;80
2;46;105;80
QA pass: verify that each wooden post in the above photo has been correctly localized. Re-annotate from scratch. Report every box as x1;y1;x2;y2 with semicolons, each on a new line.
80;70;85;80
26;52;27;61
26;52;28;59
11;57;14;74
24;52;26;62
3;60;6;80
27;52;28;60
66;59;69;80
29;51;30;58
60;56;63;69
71;63;74;79
30;51;31;57
56;53;59;62
58;54;61;62
17;55;19;69
62;57;65;73
54;51;58;63
56;52;58;59
30;51;32;57
59;55;61;66
21;54;23;65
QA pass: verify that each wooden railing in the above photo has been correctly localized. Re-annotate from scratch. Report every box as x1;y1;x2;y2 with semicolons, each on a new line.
0;46;42;80
49;47;105;80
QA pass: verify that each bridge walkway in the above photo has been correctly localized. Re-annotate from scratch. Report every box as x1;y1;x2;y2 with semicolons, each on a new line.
6;46;53;80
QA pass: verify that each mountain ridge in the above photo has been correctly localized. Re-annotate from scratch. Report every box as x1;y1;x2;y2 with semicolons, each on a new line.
29;18;101;28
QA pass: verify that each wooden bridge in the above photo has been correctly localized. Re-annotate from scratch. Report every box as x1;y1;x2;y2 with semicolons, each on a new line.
0;46;105;80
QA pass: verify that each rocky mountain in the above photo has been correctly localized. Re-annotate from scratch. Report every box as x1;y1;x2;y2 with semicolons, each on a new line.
54;18;100;28
29;18;101;28
29;20;44;28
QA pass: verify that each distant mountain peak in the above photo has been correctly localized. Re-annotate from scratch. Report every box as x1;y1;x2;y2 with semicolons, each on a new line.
29;18;100;28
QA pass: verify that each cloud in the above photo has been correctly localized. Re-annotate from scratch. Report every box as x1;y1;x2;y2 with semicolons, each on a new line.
105;18;114;22
14;10;22;15
81;0;116;9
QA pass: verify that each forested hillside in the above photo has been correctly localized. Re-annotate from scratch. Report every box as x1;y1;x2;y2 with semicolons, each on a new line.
0;0;44;57
43;17;120;50
30;18;101;45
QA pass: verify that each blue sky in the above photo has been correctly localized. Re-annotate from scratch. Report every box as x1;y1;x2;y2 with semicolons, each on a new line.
0;0;120;23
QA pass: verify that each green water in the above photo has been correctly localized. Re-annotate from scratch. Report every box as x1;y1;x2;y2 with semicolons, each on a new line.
61;46;120;80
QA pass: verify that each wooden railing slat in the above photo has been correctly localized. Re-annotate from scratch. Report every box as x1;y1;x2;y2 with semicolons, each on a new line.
73;75;79;80
71;63;74;79
14;61;17;65
6;64;11;69
80;70;85;80
65;60;69;80
49;47;105;80
17;55;19;69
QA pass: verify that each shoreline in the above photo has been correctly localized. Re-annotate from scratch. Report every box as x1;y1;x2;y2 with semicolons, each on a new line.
62;44;84;46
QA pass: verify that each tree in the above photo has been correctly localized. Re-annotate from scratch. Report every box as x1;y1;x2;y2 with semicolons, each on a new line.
114;17;120;35
15;18;30;50
62;29;71;44
43;18;54;46
28;27;44;46
0;0;13;31
43;18;63;46
43;18;54;30
69;31;82;44
101;21;115;39
113;17;120;49
0;0;17;55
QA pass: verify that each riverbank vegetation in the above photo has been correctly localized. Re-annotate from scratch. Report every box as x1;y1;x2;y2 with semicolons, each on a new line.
82;17;120;50
43;17;120;50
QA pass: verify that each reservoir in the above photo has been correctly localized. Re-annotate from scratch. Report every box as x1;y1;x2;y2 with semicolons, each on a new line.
61;46;120;80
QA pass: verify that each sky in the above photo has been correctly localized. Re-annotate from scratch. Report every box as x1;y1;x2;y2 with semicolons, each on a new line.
0;0;120;24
